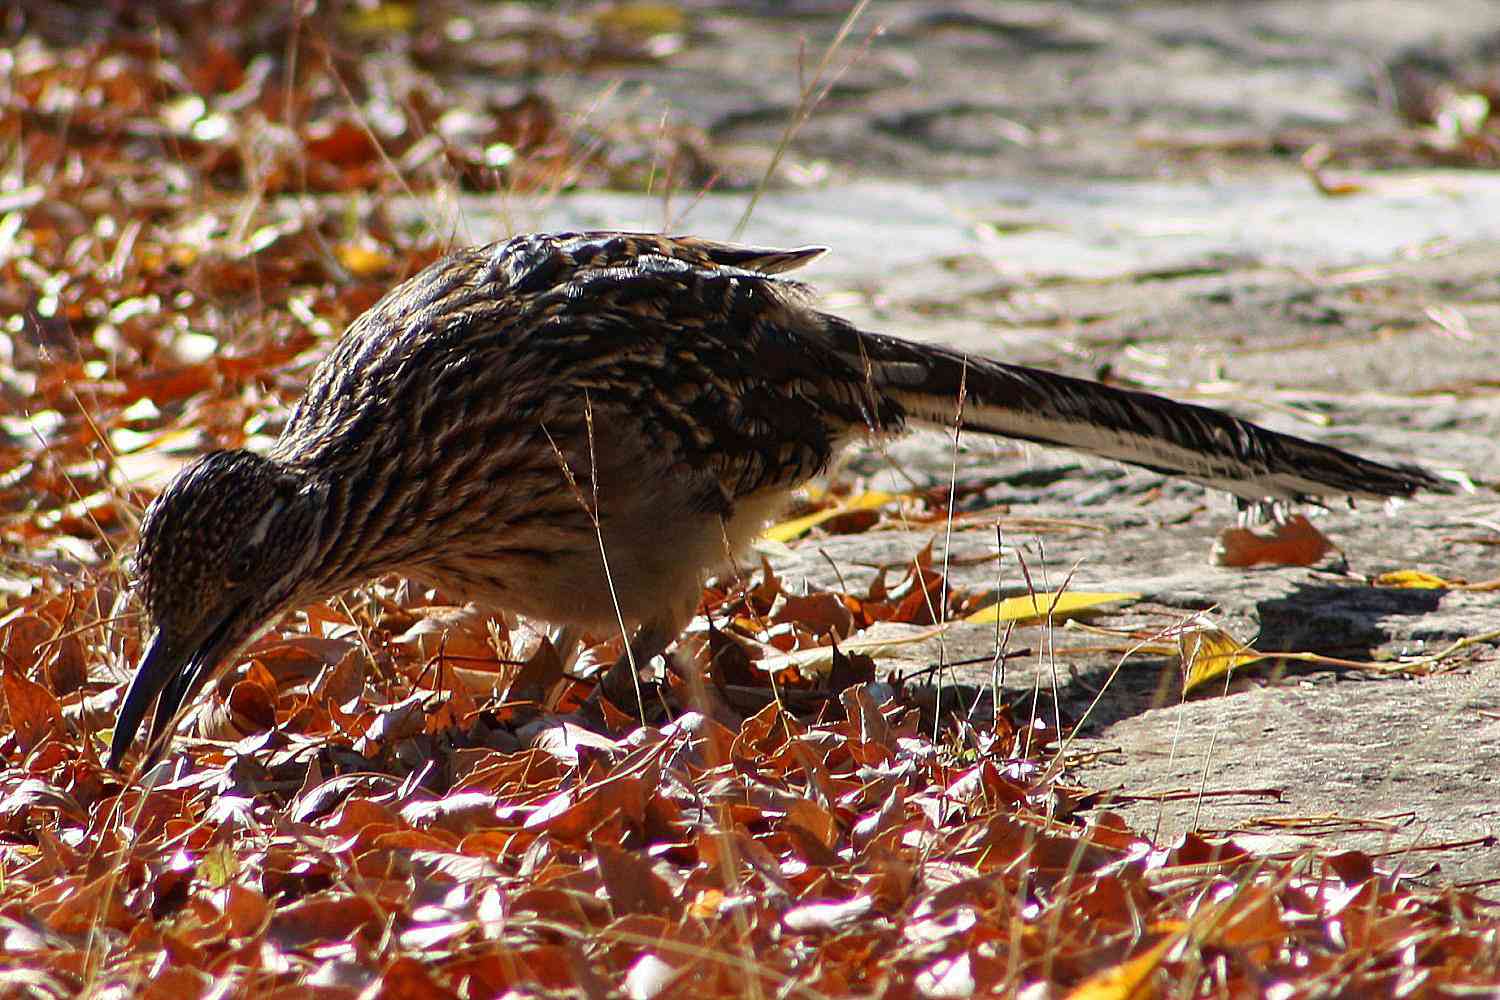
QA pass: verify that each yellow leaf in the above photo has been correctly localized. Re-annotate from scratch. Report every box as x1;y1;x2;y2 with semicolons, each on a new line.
196;843;239;889
763;491;896;543
1179;626;1266;693
1065;926;1182;1000
1374;569;1452;589
595;3;687;36
336;242;395;278
965;591;1139;625
343;2;415;34
109;426;205;491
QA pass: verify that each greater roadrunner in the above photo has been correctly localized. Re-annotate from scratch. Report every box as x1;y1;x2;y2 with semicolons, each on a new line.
108;231;1441;767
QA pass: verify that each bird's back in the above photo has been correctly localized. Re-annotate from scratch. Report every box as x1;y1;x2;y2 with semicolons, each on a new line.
272;232;902;527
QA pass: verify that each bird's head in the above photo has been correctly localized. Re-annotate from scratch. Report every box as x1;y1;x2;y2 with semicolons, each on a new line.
109;449;322;769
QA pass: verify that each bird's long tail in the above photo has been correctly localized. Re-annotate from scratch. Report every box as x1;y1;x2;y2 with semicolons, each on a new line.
832;323;1442;503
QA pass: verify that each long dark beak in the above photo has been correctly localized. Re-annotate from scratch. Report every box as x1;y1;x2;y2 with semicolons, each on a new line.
108;627;223;770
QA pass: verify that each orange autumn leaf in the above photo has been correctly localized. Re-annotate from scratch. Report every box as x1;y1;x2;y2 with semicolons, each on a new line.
1211;514;1334;568
3;666;64;753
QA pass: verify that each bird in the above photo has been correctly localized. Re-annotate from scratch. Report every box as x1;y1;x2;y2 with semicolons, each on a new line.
107;230;1443;768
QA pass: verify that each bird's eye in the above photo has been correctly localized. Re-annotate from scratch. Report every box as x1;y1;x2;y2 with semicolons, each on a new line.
227;545;259;584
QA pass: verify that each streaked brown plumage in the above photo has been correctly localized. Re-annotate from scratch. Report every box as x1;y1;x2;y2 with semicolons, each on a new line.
110;231;1442;768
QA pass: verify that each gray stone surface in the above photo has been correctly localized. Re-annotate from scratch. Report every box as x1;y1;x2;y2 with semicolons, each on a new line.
432;1;1500;883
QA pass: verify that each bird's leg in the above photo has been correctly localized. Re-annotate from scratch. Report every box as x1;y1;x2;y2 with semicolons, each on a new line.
590;620;679;717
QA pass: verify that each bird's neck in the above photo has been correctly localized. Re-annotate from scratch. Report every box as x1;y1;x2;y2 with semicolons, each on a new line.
289;460;430;603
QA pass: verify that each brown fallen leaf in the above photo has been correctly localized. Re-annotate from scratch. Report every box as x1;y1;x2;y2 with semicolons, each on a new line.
1211;514;1336;568
596;842;680;919
506;635;565;706
3;666;65;754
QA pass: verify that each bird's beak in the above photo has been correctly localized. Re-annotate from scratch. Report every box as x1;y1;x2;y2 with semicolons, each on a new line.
108;624;228;770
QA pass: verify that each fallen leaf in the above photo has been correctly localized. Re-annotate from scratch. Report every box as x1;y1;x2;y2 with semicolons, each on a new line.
507;635;565;705
1374;569;1452;589
1065;927;1182;999
596;3;688;37
1179;626;1267;693
782;895;874;933
335;241;395;278
623;953;681;1000
1212;514;1334;568
965;591;1139;624
756;623;950;675
3;666;64;753
596;842;679;919
764;491;897;542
